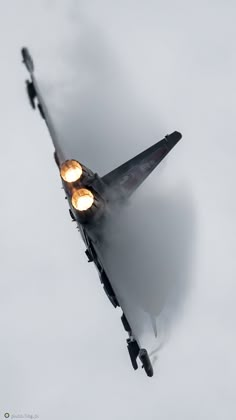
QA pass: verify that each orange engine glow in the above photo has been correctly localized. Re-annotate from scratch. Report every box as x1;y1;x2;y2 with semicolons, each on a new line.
60;160;83;183
72;188;94;211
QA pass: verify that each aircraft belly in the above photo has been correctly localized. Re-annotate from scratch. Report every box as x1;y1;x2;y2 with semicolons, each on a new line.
90;238;153;351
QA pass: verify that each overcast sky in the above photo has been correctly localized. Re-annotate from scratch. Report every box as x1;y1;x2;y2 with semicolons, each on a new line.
1;1;236;419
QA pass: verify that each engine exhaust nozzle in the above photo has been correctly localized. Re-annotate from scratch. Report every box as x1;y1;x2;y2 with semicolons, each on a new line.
60;160;83;183
72;188;94;212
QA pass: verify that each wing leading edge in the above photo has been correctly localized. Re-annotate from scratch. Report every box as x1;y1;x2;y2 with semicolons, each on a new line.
102;131;182;198
21;47;65;164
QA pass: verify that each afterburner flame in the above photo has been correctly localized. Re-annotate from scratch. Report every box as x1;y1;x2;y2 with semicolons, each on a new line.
60;160;83;183
72;188;94;211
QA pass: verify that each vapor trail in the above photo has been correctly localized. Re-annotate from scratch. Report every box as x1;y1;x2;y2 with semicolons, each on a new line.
47;15;195;351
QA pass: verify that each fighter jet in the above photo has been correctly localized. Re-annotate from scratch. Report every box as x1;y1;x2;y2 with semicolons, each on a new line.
21;47;182;377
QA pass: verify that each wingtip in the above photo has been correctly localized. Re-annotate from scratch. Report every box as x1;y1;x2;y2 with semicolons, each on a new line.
171;130;182;140
21;46;34;73
165;131;182;149
176;130;182;139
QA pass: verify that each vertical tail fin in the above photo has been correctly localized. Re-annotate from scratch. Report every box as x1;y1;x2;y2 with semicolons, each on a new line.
102;131;182;198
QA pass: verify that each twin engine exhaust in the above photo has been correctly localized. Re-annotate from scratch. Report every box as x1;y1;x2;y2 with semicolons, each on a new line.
59;159;104;221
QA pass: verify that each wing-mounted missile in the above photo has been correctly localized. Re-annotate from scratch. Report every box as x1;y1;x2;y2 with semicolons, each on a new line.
21;48;37;109
25;80;36;109
127;339;140;370
123;313;154;377
139;349;154;377
127;340;154;377
21;46;65;164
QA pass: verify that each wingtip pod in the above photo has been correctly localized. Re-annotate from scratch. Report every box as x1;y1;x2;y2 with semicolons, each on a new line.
21;47;34;73
127;339;154;377
139;349;154;377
